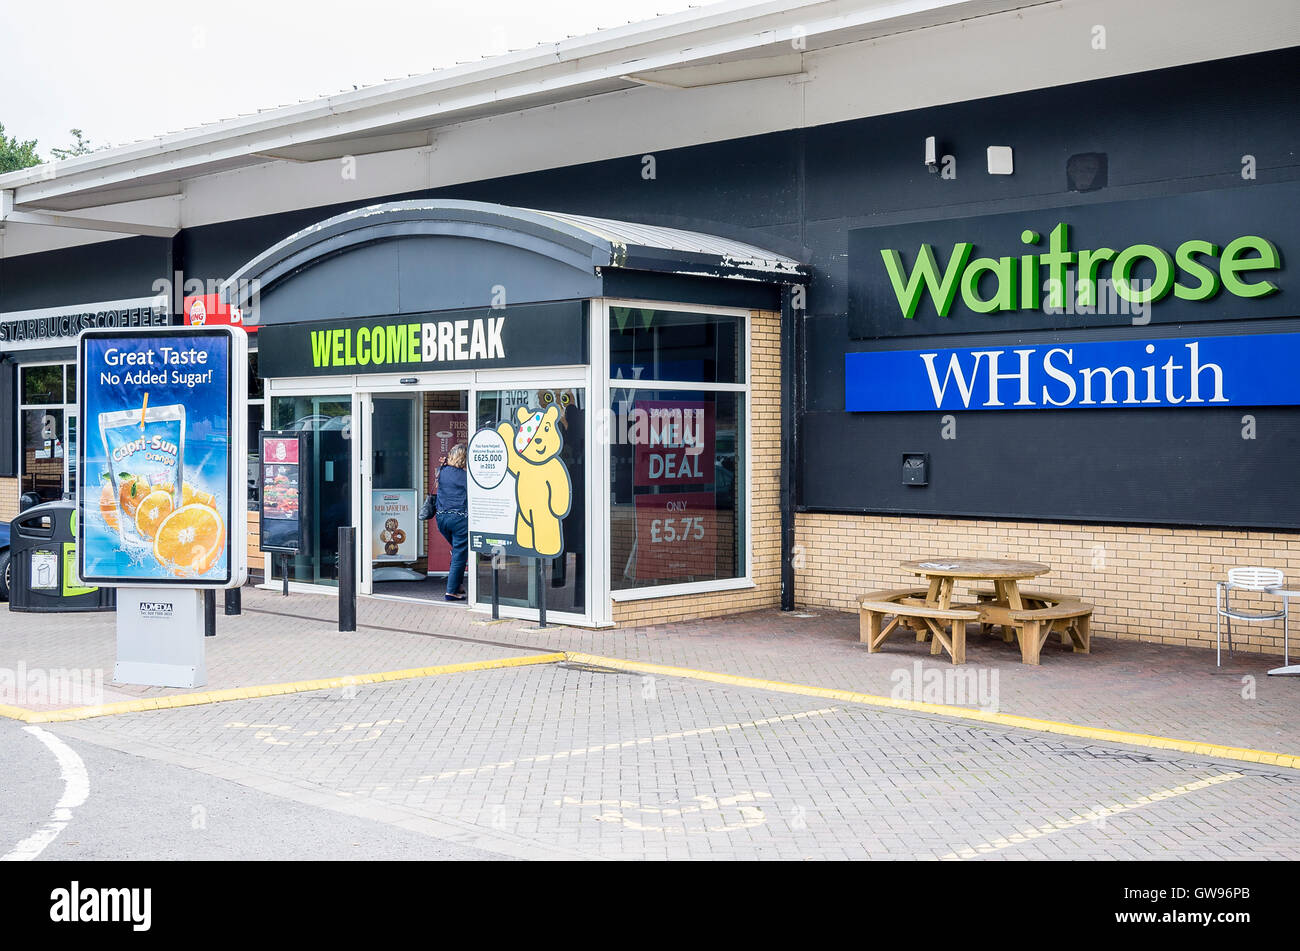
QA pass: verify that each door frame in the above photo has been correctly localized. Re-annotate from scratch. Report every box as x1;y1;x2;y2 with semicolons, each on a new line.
266;362;602;627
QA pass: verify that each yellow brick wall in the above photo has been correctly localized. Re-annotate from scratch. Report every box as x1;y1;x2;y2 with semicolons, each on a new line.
611;308;782;626
795;512;1298;655
0;478;17;524
0;477;17;522
245;509;263;574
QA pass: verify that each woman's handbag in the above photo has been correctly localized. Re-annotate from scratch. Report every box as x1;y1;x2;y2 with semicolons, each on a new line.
418;493;436;521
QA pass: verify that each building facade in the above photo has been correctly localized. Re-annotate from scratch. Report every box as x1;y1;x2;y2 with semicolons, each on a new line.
1;0;1297;647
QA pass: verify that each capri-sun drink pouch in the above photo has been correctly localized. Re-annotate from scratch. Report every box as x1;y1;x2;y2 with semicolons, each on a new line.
98;399;185;551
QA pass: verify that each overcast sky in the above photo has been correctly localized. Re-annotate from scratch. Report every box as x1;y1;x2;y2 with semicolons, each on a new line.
1;0;708;158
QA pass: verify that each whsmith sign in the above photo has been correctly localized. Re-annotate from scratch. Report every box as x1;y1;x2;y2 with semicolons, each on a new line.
847;183;1295;338
256;302;587;378
845;332;1300;412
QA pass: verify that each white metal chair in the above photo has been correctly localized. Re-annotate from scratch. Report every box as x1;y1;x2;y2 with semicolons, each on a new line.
1215;567;1300;674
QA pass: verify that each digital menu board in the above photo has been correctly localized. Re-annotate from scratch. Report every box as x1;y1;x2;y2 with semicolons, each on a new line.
259;431;309;553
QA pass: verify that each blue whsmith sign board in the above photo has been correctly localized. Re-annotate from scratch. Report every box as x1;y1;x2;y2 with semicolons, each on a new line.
845;333;1300;412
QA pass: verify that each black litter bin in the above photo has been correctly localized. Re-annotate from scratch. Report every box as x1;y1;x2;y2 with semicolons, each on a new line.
8;501;115;613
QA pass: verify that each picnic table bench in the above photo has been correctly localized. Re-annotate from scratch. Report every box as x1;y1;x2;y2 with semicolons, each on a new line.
858;561;1094;665
858;588;981;665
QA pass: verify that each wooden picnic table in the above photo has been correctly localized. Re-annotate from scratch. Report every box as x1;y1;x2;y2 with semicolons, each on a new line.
859;559;1094;665
900;558;1050;615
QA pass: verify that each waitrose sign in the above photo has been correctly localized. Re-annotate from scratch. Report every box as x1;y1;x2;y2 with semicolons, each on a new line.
881;224;1278;318
847;184;1296;338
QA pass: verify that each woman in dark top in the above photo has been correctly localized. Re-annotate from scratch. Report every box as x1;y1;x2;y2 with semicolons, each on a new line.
434;444;469;601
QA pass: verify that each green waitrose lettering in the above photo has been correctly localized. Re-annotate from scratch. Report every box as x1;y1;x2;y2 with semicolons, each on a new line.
881;225;1280;318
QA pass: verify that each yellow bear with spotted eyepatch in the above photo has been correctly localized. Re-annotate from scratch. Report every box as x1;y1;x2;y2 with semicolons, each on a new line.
497;405;571;557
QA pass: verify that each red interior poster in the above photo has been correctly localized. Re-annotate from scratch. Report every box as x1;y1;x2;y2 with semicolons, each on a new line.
426;411;469;573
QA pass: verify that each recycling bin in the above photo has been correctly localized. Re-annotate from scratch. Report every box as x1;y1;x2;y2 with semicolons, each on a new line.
8;501;115;613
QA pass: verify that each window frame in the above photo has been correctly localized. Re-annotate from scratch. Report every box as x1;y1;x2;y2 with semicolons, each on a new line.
17;362;74;502
601;300;754;603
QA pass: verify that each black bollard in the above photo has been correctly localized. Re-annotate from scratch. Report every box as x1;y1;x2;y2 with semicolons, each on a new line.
491;559;500;620
338;525;356;632
536;557;547;628
224;586;242;616
203;590;216;637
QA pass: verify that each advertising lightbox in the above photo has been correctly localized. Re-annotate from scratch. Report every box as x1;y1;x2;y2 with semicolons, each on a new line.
76;326;248;588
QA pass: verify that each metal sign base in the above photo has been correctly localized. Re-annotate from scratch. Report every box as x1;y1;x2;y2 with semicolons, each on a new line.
114;587;207;688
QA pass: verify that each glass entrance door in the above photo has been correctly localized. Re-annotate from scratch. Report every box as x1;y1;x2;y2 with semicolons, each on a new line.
472;386;587;618
364;394;425;594
269;394;353;586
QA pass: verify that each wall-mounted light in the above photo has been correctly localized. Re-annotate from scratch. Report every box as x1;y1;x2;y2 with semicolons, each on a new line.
924;136;938;173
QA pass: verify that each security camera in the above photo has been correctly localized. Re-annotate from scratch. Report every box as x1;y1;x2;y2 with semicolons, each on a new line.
925;136;938;173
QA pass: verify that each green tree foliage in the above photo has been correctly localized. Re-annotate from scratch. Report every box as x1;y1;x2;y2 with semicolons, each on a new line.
49;128;94;161
0;121;41;173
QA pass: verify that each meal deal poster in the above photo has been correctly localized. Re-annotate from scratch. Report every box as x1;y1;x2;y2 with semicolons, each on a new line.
634;491;718;579
372;489;418;562
77;327;247;587
633;400;715;487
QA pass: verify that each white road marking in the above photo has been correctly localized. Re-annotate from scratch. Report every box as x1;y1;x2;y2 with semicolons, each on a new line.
940;771;1244;860
2;726;90;862
332;706;841;795
557;791;773;833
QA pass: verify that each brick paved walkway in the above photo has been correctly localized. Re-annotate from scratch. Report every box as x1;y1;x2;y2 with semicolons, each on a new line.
2;585;1296;756
275;588;1298;755
50;663;1300;860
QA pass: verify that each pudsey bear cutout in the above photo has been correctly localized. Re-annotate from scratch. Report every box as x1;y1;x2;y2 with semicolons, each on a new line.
497;405;571;557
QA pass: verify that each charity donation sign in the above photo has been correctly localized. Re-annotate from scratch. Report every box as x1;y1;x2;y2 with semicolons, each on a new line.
76;326;248;587
467;406;571;559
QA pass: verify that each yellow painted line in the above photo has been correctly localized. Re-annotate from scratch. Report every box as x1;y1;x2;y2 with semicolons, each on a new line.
2;643;1296;774
940;771;1245;860
563;652;1300;771
0;653;565;724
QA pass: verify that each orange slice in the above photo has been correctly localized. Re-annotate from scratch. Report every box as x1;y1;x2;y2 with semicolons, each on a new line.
118;474;149;518
99;483;120;531
153;504;225;577
134;490;174;540
182;482;216;509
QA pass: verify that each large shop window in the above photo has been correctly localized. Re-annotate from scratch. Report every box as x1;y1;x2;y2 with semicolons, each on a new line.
609;308;747;592
19;363;75;504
